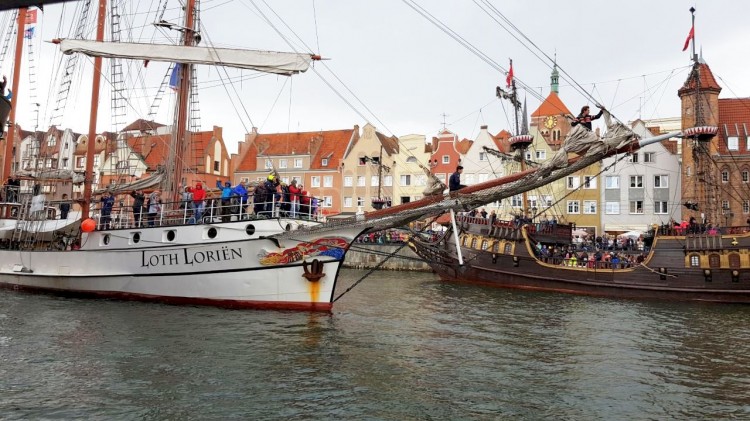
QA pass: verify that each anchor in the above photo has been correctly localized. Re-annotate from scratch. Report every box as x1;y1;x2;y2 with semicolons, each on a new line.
302;259;325;282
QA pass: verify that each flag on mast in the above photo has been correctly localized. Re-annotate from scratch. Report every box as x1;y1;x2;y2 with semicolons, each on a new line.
506;60;514;88
682;24;694;52
169;63;182;90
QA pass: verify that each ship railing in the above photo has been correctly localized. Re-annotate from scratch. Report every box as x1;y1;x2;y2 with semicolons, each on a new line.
90;195;324;230
540;257;638;270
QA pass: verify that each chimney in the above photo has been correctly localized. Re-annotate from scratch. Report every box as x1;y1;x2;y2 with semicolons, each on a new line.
480;125;488;130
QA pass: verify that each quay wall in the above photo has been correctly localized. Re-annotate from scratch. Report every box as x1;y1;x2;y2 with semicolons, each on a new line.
343;243;432;272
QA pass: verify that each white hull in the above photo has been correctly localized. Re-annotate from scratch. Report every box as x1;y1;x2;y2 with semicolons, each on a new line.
0;211;82;241
0;218;366;310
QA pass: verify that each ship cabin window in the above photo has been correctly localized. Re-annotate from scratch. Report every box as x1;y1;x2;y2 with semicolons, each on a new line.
461;236;468;247
470;238;478;249
481;240;489;250
493;242;500;253
709;254;721;268
504;243;512;254
131;232;141;244
689;254;700;267
729;253;741;269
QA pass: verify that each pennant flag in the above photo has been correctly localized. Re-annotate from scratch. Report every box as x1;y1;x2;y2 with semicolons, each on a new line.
682;24;694;52
168;63;181;90
23;27;35;39
25;9;37;24
506;61;514;88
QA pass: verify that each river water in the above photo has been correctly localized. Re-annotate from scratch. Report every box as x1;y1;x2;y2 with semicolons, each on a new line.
1;269;750;420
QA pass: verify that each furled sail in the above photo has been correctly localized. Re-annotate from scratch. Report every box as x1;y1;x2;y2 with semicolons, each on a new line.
95;170;165;195
58;39;314;75
13;169;85;184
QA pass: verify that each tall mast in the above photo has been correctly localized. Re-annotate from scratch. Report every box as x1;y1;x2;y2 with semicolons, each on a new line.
1;7;28;183
170;0;196;201
81;0;107;220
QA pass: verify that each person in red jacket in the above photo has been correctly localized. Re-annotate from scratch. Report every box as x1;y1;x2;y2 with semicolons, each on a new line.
288;179;301;217
299;188;311;218
190;182;207;224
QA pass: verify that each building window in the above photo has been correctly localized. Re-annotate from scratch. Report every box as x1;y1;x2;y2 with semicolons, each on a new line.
605;201;620;214
343;197;352;208
371;175;379;186
567;200;580;214
567;176;580;189
722;200;729;212
542;195;553;207
479;152;486;161
323;176;333;188
583;176;596;189
743;171;749;183
442;155;450;164
321;158;328;167
535;150;546;160
628;153;639;163
689;254;699;267
311;176;320;187
213;160;220;172
654;201;668;214
511;195;522;207
644;152;655;163
527;196;538;209
356;176;365;187
323;196;332;207
47;136;56;147
344;176;353;187
383;175;393;187
605;176;619;189
722;170;729;182
654;175;668;188
400;175;411;186
743;200;749;214
728;136;739;151
62;158;69;168
357;197;364;207
686;166;692;177
279;159;288;169
294;158;303;168
630;175;643;188
583;200;597;214
629;200;644;214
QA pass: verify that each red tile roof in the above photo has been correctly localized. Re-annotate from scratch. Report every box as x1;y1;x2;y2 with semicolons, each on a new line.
235;129;357;172
455;138;473;154
121;119;166;133
678;62;722;96
718;98;750;136
493;130;512;153
530;91;571;117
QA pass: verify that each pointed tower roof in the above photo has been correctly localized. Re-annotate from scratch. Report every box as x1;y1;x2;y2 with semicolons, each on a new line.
550;60;560;94
678;62;721;96
530;91;571;117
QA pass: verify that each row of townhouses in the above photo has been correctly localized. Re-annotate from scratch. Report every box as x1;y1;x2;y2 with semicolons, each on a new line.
1;58;748;237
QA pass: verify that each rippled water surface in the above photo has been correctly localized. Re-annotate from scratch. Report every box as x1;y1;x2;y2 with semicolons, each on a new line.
2;269;750;420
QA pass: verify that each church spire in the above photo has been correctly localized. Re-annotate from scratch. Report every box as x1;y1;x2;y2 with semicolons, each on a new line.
550;55;559;94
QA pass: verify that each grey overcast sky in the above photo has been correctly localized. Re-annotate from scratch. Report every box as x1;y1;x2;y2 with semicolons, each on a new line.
4;0;749;151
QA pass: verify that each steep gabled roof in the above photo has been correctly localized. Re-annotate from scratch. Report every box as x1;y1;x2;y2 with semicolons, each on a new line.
530;91;571;117
142;134;171;168
493;129;512;153
122;119;166;133
376;131;399;155
455;138;473;154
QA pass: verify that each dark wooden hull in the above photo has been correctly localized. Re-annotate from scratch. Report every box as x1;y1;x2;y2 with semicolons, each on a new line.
410;228;750;303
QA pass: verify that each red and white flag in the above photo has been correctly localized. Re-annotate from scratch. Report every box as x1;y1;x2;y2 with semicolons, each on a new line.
506;61;514;88
25;9;37;25
682;24;694;52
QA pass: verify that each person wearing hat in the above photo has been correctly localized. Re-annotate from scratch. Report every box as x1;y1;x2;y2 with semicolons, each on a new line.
449;165;466;192
262;174;277;216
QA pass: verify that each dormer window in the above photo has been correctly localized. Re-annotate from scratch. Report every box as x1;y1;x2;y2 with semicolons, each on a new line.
322;158;329;166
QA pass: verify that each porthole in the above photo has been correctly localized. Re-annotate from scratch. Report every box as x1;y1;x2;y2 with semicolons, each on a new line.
285;223;292;232
102;234;110;245
245;224;255;236
166;230;176;242
207;227;218;239
132;232;141;244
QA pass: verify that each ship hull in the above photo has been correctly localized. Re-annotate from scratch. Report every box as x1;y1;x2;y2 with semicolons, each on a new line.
0;219;365;311
411;225;750;304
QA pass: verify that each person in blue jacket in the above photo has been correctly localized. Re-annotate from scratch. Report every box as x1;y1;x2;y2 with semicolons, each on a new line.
232;181;249;215
217;180;233;222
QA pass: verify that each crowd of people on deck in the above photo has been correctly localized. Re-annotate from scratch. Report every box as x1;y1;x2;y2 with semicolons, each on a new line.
76;175;324;229
534;242;647;269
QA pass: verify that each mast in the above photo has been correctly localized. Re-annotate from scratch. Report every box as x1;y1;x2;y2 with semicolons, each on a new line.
1;7;27;183
168;0;197;202
81;0;107;220
496;58;532;218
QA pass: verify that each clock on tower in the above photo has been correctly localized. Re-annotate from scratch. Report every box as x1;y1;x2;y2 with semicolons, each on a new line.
543;115;557;129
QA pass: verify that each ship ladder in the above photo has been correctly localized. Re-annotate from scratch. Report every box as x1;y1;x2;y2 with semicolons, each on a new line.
10;196;31;249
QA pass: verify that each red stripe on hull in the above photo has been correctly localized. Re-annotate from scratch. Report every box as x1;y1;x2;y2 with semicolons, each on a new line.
0;283;333;312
